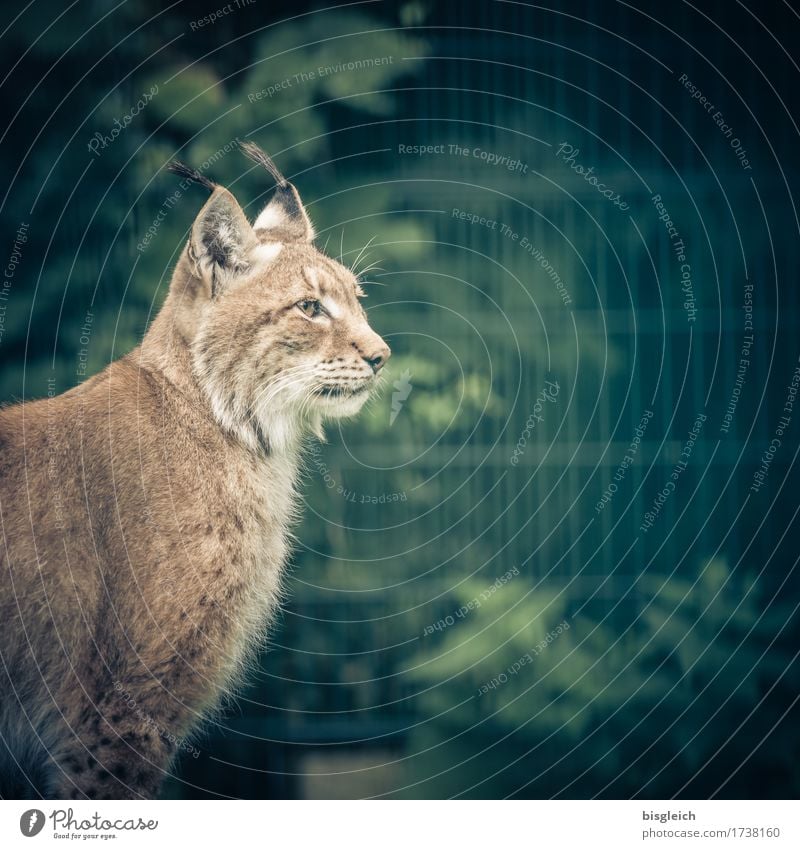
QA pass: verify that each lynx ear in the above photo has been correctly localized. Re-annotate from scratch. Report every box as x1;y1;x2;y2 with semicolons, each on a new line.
188;187;258;298
241;140;315;243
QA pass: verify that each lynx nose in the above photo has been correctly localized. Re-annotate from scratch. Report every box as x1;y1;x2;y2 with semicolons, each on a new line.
364;342;390;373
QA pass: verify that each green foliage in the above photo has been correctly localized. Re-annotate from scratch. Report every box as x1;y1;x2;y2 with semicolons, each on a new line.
0;3;428;402
3;0;798;801
405;558;800;797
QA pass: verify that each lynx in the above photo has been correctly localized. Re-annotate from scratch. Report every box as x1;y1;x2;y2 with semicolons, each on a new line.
0;142;390;799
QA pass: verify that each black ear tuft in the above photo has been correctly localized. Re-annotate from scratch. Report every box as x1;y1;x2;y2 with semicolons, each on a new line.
167;160;217;192
243;139;315;242
239;140;288;187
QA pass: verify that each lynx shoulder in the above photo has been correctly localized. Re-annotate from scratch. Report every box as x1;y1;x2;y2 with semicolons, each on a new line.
0;142;389;799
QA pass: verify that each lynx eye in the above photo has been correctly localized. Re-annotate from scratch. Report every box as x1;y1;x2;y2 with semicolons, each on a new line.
297;298;322;318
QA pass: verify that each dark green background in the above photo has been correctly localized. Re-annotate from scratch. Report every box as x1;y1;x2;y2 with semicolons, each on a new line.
1;0;798;798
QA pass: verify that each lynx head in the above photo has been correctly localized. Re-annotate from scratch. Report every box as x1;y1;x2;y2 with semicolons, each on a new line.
165;143;390;454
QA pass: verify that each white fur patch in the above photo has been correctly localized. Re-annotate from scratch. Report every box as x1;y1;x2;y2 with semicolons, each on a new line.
252;243;283;265
321;297;343;319
303;266;321;293
254;204;288;231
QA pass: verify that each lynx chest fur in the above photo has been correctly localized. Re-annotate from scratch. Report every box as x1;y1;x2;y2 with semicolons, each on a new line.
0;141;389;800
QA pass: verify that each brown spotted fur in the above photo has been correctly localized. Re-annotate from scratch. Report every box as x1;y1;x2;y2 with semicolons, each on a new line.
0;148;389;799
